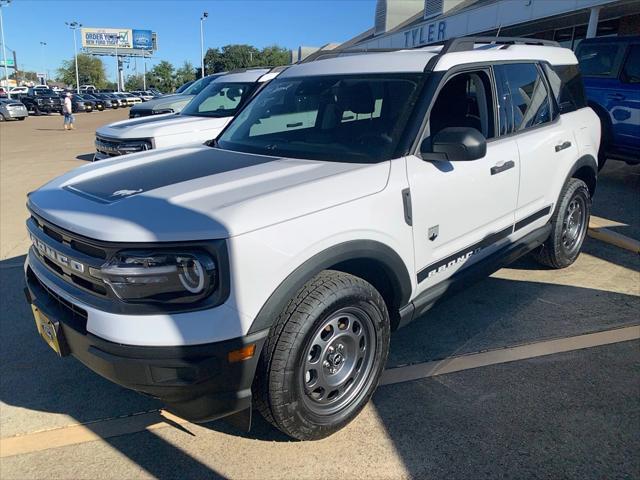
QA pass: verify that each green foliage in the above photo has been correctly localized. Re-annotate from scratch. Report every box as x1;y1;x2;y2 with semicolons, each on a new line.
148;60;176;93
176;61;196;86
124;74;145;91
204;44;290;73
56;54;107;88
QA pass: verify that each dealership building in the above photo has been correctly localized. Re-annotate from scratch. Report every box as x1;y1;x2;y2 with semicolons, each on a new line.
295;0;640;60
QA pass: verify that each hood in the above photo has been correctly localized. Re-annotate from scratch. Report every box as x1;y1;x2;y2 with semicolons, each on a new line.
96;114;230;140
130;94;193;113
28;146;390;242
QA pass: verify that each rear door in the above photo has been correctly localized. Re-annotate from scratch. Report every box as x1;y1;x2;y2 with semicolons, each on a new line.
494;62;579;232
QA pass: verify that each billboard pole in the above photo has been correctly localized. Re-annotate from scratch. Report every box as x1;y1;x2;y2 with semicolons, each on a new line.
115;40;119;92
143;51;146;90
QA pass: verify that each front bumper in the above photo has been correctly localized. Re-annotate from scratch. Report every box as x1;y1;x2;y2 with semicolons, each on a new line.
24;260;268;423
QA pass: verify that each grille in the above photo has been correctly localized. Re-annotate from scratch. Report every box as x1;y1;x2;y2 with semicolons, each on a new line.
95;135;123;157
29;214;110;298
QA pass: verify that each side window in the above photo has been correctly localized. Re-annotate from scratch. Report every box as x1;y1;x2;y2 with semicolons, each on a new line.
495;63;551;132
621;45;640;84
429;70;495;139
543;64;587;114
575;43;625;78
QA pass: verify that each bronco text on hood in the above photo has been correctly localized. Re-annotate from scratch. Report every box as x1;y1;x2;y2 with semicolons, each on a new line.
25;37;600;441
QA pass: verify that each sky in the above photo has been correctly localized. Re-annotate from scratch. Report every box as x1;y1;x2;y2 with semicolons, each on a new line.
1;0;376;82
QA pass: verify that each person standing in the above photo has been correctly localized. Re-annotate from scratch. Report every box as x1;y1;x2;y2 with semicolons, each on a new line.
63;92;75;131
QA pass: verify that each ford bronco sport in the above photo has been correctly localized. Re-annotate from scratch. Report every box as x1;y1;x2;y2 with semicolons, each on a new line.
24;37;600;440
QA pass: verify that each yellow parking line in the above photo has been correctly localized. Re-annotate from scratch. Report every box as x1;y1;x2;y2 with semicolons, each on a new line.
0;410;188;458
381;325;639;386
588;225;640;254
2;325;638;458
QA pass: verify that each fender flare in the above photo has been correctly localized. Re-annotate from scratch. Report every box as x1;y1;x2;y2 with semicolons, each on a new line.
247;240;412;334
565;153;598;198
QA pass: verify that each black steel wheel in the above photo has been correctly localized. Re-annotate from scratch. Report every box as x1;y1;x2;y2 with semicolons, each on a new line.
255;270;390;440
532;178;591;269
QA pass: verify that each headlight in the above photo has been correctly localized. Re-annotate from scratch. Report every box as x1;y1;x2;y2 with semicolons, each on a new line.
99;250;217;303
117;140;152;153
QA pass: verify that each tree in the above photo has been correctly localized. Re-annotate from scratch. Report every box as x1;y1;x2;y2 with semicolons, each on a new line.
258;45;290;66
204;44;290;74
125;74;145;91
148;61;176;93
175;61;196;86
56;54;107;88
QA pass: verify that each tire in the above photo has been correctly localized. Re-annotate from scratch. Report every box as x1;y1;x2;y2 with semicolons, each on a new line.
17;117;25;121
531;178;591;269
0;113;4;121
33;106;41;116
255;270;390;440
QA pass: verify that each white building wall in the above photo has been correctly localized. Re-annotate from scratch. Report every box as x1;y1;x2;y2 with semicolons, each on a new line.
351;0;619;50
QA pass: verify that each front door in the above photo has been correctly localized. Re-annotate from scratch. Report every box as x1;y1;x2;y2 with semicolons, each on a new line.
406;69;519;294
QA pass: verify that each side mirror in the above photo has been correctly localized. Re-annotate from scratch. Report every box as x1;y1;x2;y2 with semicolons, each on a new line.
420;127;487;161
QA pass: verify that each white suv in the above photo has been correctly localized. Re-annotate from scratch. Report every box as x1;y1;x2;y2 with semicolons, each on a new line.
93;69;279;160
24;37;599;440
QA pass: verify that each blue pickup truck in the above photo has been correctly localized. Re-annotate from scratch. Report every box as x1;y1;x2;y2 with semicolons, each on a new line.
576;36;639;169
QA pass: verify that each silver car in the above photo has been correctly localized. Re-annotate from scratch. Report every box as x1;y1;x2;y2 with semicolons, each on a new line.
0;99;28;121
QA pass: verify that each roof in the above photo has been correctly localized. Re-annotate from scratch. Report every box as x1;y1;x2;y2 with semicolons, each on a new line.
281;42;577;77
211;68;271;83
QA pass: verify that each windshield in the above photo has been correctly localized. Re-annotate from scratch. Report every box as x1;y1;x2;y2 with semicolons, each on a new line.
182;75;217;96
217;73;423;162
176;81;194;94
181;82;255;118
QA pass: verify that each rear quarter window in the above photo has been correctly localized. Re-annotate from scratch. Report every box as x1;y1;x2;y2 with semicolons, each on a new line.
543;64;587;114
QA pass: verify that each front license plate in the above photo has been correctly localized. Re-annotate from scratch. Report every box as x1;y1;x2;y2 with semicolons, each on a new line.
31;306;68;356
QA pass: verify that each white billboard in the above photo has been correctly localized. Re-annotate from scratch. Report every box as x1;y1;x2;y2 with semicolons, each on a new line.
81;28;133;49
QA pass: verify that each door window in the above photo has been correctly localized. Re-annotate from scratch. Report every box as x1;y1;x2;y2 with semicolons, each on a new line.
495;63;552;132
621;45;640;84
575;43;625;77
428;70;495;139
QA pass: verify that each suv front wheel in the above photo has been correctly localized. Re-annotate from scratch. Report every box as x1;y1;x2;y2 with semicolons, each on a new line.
532;178;591;269
255;270;390;440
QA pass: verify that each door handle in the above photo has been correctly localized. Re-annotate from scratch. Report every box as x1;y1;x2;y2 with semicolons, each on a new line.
555;141;572;152
607;93;625;100
490;160;515;175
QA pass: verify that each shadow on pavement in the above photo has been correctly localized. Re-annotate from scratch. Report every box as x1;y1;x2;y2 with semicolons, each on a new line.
592;160;640;240
2;242;639;477
76;153;95;162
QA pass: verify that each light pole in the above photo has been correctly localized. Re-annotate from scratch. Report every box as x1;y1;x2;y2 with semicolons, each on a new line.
0;0;11;88
39;41;46;83
65;21;82;93
142;51;147;90
200;11;208;78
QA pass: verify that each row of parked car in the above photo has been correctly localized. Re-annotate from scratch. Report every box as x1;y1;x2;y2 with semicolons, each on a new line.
0;85;163;121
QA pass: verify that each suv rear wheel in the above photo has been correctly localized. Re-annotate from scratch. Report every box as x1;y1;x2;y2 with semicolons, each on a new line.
255;270;390;440
532;178;591;269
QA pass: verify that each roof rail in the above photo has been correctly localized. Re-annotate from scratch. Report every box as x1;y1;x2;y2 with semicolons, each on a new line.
299;47;403;64
437;36;560;55
296;35;561;65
